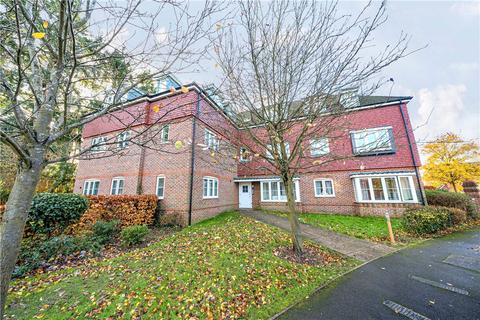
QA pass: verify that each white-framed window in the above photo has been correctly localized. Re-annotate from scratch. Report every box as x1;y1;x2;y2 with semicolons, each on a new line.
314;179;335;197
91;136;108;152
160;125;170;143
83;180;100;195
117;131;130;149
351;127;394;155
260;179;300;202
310;138;329;157
203;176;218;198
353;175;417;203
204;129;219;151
110;177;125;195
266;143;290;160
156;176;165;199
239;147;250;162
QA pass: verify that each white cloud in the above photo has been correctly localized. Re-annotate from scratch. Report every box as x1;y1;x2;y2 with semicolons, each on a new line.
449;62;479;76
415;84;467;142
450;2;480;16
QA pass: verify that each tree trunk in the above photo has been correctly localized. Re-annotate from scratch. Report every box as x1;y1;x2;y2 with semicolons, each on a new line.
283;175;303;255
452;182;458;192
0;160;43;318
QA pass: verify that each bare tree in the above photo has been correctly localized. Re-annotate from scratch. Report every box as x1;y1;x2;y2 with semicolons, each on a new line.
0;0;222;315
213;0;414;255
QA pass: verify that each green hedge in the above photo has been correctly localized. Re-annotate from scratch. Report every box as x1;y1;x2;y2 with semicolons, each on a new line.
28;193;88;236
402;206;452;235
121;225;149;246
425;190;477;219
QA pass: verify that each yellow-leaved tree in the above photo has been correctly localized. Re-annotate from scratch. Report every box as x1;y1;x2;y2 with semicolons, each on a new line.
423;133;480;192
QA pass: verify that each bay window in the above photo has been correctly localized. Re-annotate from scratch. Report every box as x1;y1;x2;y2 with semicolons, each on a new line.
261;180;300;202
353;175;417;203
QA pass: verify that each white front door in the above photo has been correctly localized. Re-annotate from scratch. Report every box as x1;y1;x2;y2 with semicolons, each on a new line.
239;183;252;208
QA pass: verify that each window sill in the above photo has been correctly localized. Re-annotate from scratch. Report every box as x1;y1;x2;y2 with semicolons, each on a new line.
203;196;219;199
314;195;335;198
260;200;301;203
355;200;418;204
353;150;395;157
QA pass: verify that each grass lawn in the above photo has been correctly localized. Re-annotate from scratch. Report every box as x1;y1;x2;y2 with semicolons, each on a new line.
263;210;416;245
6;212;358;320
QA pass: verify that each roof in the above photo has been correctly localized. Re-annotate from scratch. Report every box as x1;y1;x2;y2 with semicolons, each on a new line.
357;96;413;108
349;170;416;178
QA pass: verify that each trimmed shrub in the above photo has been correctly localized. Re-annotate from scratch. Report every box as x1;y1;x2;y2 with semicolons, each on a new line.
402;206;451;235
28;193;88;236
425;190;477;219
73;195;158;232
443;207;467;225
92;220;120;245
121;225;149;246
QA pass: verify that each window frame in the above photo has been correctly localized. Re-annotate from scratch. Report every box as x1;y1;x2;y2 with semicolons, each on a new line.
116;131;130;149
204;129;219;151
353;174;418;203
313;178;335;197
310;138;330;157
155;176;165;199
83;180;100;195
202;176;219;199
260;179;300;202
160;125;170;143
239;147;250;162
110;177;125;195
91;136;108;153
350;126;395;156
266;143;290;160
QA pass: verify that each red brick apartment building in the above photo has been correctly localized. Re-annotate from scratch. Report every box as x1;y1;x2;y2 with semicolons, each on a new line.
74;76;425;225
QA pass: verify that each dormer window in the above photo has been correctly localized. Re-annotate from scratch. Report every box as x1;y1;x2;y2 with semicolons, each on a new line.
156;75;181;93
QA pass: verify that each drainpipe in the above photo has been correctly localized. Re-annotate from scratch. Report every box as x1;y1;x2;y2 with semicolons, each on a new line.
187;92;202;225
136;103;151;194
136;147;146;194
398;103;426;205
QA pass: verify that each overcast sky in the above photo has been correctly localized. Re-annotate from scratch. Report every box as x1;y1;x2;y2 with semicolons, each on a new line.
175;1;479;154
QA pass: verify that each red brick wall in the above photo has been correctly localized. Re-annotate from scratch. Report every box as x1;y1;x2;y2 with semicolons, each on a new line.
245;167;421;217
237;103;421;177
75;90;424;224
190;121;238;223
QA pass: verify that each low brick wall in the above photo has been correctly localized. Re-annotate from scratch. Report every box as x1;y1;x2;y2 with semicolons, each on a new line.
353;202;421;217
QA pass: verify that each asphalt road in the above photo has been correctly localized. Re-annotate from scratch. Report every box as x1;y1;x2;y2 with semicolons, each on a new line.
278;229;480;320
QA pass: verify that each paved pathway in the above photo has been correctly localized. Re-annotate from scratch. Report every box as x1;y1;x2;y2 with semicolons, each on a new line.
240;210;395;261
277;228;480;320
